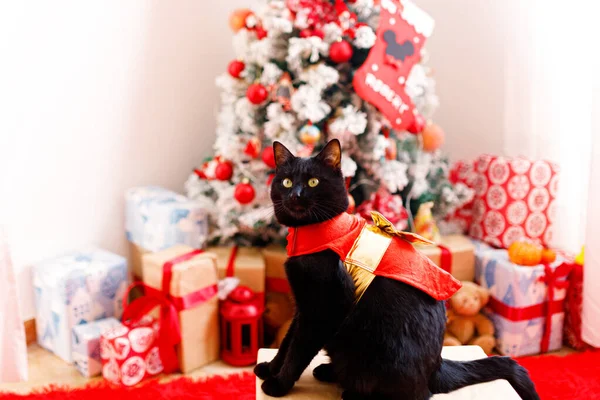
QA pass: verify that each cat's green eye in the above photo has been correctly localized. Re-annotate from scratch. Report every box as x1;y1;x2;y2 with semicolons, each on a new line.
308;178;319;187
282;178;293;188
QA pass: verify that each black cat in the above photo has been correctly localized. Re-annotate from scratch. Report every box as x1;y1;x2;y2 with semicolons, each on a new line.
255;139;539;400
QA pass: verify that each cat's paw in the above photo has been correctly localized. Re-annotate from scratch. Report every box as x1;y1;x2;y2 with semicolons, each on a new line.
261;377;294;397
254;362;273;380
313;363;336;383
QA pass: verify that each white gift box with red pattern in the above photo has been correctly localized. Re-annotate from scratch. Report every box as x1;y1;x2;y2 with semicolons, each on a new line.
100;317;164;386
468;155;559;249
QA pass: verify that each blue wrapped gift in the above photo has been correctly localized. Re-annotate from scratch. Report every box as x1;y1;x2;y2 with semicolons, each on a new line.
72;317;121;377
474;242;572;356
33;248;128;363
125;187;208;278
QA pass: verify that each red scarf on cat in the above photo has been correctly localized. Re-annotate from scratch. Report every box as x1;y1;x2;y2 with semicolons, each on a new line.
286;212;461;301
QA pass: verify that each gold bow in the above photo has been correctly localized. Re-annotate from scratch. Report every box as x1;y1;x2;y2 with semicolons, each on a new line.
370;211;435;245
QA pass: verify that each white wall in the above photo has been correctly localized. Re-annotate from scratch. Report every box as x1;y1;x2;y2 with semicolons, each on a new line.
417;0;511;161
1;1;249;320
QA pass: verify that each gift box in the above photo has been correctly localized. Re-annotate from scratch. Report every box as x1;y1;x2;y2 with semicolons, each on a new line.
416;235;476;281
261;246;295;346
208;246;265;294
142;245;220;373
72;317;122;377
563;259;591;350
100;317;164;386
468;155;559;249
125;186;209;279
33;248;128;363
475;244;573;356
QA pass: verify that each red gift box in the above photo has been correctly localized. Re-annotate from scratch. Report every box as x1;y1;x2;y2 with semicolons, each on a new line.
468;155;559;249
563;259;592;350
100;316;165;386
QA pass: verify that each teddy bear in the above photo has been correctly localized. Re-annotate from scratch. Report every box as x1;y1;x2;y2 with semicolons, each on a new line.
264;292;295;348
443;281;496;355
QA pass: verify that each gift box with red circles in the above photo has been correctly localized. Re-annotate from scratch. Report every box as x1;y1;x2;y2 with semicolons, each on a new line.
100;317;164;386
468;155;559;249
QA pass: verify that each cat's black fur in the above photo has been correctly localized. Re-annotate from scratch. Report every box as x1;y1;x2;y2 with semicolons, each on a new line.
255;140;539;400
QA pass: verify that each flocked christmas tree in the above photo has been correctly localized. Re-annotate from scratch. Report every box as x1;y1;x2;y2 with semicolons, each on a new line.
185;0;473;246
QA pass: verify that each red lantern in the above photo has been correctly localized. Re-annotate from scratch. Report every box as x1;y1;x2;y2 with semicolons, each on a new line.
220;286;264;366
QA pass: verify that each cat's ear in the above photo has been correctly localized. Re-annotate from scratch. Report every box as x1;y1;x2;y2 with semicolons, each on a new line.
273;141;295;168
316;139;341;169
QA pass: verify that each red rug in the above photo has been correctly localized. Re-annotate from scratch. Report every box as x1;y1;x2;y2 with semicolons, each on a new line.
517;350;600;400
2;352;599;400
0;372;255;400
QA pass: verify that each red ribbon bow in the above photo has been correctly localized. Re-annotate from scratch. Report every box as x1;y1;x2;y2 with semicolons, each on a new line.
122;249;218;373
537;263;572;353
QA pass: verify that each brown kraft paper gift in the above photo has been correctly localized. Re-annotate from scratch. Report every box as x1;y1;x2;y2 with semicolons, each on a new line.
142;245;219;373
208;246;265;294
415;235;475;281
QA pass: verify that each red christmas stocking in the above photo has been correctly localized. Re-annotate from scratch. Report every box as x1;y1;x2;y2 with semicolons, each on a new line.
353;0;434;131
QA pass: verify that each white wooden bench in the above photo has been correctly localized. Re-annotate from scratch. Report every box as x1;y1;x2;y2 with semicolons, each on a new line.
256;346;521;399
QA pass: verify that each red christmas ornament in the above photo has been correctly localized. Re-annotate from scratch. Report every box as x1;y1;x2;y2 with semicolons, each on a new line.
220;285;264;366
407;114;426;134
227;60;245;78
246;83;269;105
353;0;434;130
193;168;207;180
300;28;324;39
244;137;261;158
329;40;353;63
234;181;256;204
215;161;234;181
300;28;312;38
347;193;356;214
312;28;325;39
255;26;268;40
262;146;277;169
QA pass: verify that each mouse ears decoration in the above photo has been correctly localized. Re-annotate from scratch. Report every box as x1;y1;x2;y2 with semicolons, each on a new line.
353;0;434;132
